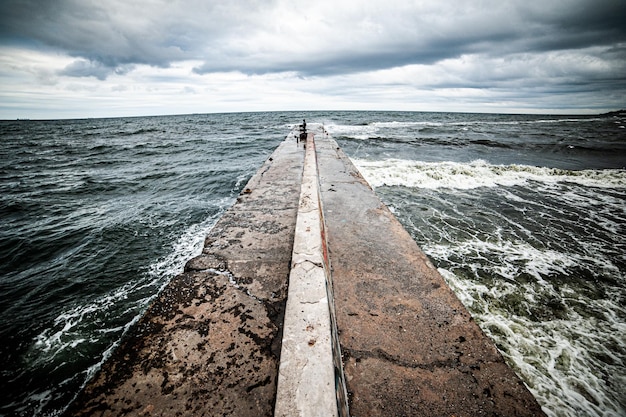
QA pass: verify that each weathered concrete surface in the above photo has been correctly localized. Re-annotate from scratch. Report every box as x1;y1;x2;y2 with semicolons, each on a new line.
64;135;305;417
275;133;338;417
65;123;547;417
315;130;547;417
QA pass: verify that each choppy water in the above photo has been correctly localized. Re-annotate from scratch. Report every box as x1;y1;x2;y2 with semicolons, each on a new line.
1;111;624;417
0;113;292;416
329;113;626;417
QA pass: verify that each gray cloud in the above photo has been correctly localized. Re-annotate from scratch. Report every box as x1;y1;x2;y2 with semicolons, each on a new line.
59;58;135;80
1;0;262;78
1;0;625;118
2;0;625;80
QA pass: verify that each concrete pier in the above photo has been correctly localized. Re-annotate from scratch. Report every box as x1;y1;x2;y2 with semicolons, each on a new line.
65;124;546;417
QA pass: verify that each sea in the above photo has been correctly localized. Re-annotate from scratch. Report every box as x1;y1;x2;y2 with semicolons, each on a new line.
0;111;624;417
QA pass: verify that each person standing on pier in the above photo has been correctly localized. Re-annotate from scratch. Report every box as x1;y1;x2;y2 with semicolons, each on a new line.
299;119;307;143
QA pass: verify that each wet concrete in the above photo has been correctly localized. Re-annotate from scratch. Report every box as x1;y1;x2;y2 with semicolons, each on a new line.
64;135;305;417
315;129;546;417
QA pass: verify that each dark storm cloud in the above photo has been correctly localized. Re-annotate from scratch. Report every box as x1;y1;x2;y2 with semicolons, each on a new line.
191;31;514;76
0;0;267;78
1;0;625;80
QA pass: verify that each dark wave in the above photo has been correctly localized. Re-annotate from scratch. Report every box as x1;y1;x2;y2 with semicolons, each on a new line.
0;113;289;417
469;139;515;149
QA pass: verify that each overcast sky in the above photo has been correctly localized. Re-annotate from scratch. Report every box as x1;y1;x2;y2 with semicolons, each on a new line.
1;0;625;119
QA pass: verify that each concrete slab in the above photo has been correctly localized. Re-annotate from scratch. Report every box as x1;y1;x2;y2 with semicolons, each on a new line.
64;132;305;417
315;131;547;417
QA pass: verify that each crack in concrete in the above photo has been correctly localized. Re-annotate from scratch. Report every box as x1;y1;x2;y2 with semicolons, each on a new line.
293;259;324;271
299;297;328;305
343;347;488;372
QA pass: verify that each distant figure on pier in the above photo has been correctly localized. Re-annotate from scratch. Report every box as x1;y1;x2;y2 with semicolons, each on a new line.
299;119;307;143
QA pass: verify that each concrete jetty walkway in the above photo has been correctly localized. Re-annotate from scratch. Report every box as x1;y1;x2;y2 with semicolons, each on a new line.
315;129;545;417
65;124;546;417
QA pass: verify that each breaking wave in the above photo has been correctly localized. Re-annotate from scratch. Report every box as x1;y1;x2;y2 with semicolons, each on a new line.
353;158;626;190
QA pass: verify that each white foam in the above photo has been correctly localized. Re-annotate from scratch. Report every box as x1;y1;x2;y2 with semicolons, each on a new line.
146;207;227;280
325;118;604;139
438;265;626;417
33;283;134;356
427;227;626;417
370;121;444;128
352;158;626;189
29;206;230;415
425;238;579;287
324;123;380;140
